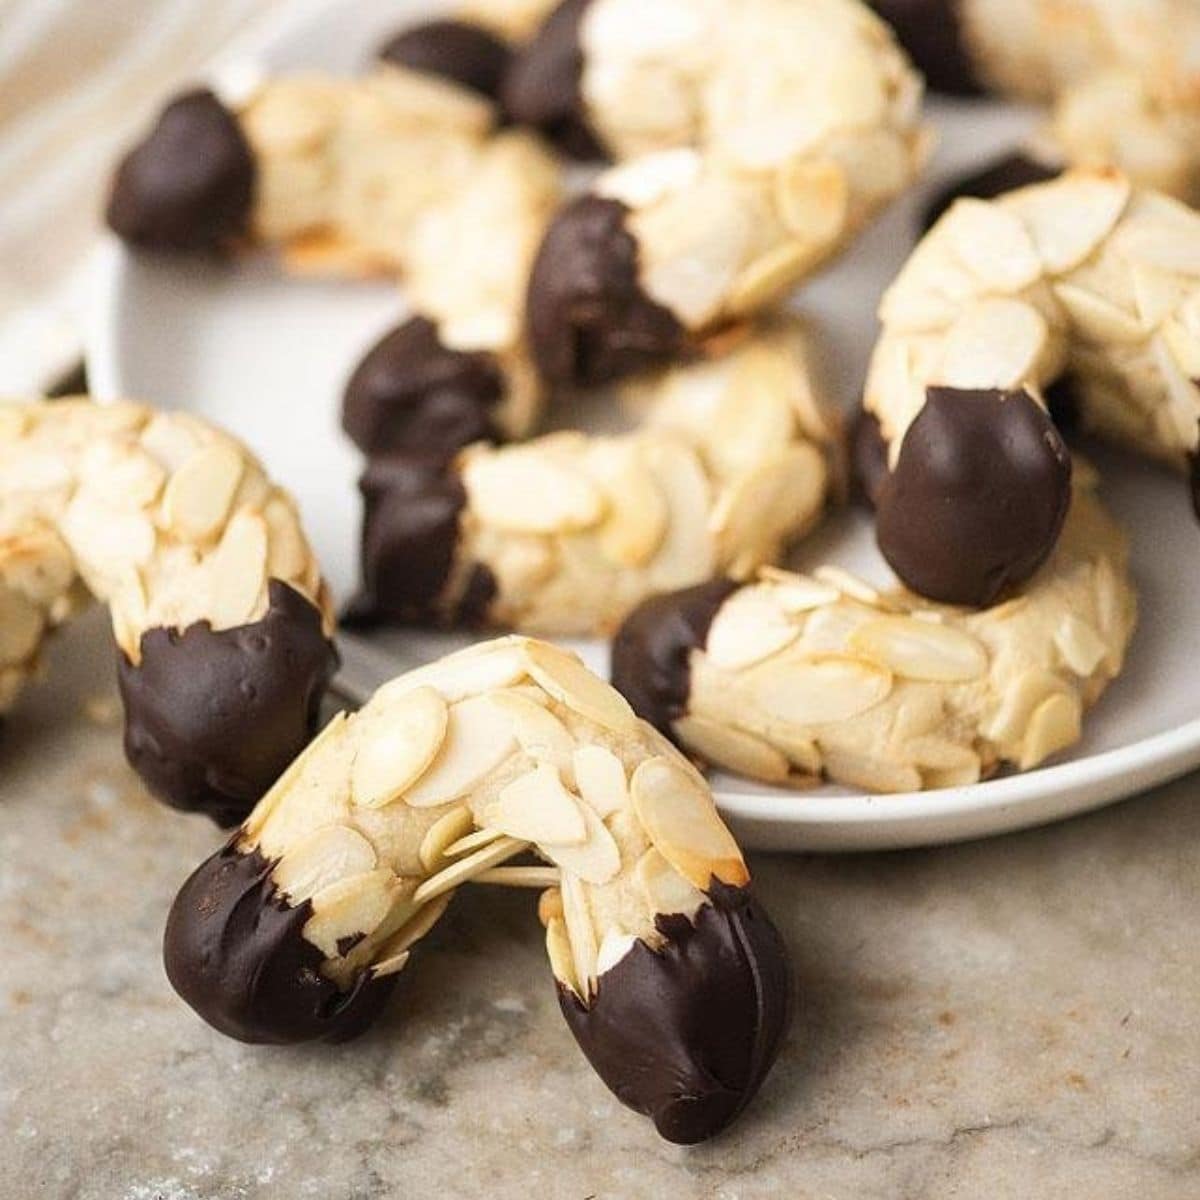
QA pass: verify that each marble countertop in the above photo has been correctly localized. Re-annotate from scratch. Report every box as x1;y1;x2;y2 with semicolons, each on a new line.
2;612;1198;1200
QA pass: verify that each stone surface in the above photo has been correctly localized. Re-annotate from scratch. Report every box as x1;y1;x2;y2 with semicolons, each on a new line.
2;612;1199;1199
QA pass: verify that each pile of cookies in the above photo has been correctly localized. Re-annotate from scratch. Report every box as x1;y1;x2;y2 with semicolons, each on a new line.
6;0;1197;1146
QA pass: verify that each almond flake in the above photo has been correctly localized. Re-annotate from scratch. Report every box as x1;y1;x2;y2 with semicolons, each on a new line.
538;797;622;886
704;587;800;670
473;866;562;888
538;886;564;926
412;835;528;905
1054;617;1109;677
572;745;629;818
634;847;706;918
487;689;576;778
1006;172;1130;274
1020;692;1082;769
630;756;747;890
401;693;518;807
207;510;268;629
464;449;606;534
370;950;411;979
595;929;639;977
745;654;893;726
351;686;449;809
417;804;475;872
673;713;789;783
522;640;636;733
559;872;599;997
545;916;577;994
376;638;529;704
371;891;454;964
162;443;245;541
481;764;588;846
272;823;378;904
303;868;401;960
849;617;988;682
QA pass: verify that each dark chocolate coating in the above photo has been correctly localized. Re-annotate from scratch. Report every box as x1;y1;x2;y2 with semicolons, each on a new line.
106;88;255;252
876;387;1073;607
164;840;397;1044
501;0;607;160
378;19;513;100
559;880;791;1144
867;0;983;95
343;317;504;457
610;578;739;738
922;152;1062;232
526;195;686;388
118;581;336;828
850;407;890;510
347;454;496;627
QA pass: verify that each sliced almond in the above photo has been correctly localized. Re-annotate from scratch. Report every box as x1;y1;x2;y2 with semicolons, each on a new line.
939;299;1054;392
371;891;453;964
401;693;518;808
726;241;819;317
595;929;639;977
522;641;635;734
822;747;922;794
1020;692;1082;769
585;442;668;568
537;796;622;885
443;827;506;857
207;510;268;629
572;745;629;818
1054;617;1109;677
482;764;588;846
538;886;564;926
303;868;400;961
161;443;246;542
1006;172;1130;274
412;835;528;905
630;756;747;890
849;617;988;683
945;199;1041;291
559;872;599;998
673;713;789;783
417;804;475;873
473;866;562;888
272;824;378;904
705;587;801;670
745;654;893;726
464;449;606;534
635;846;706;918
375;638;529;704
370;950;411;979
545;916;578;994
351;686;449;809
487;690;576;779
642;439;716;590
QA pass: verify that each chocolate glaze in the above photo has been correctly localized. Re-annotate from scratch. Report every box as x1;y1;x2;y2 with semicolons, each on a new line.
378;19;513;101
343;317;504;457
559;880;791;1144
164;839;397;1044
347;454;495;627
118;581;336;828
868;0;983;95
876;387;1073;607
501;0;607;160
106;88;255;252
850;407;890;509
610;578;739;738
526;195;686;387
923;152;1062;232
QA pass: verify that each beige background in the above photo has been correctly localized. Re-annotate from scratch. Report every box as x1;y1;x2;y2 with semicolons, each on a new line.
0;0;291;393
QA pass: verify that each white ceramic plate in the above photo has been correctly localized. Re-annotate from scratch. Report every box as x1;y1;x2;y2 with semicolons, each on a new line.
87;0;1200;851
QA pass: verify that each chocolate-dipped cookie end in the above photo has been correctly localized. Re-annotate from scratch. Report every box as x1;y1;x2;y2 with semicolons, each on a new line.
164;839;396;1044
526;195;686;388
610;579;739;738
118;581;336;827
559;881;791;1144
876;387;1073;607
868;0;984;96
106;88;255;252
379;20;513;100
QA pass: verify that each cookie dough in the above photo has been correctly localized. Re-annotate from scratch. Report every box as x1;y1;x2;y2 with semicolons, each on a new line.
163;635;789;1144
0;399;335;825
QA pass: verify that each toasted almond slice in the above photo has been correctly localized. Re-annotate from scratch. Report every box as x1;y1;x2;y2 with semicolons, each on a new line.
545;915;577;994
635;846;706;918
372;891;454;964
474;866;562;888
443;827;506;857
585;442;669;568
1053;283;1146;344
1006;172;1130;274
538;796;622;885
945;199;1041;291
370;950;411;979
523;641;635;734
412;836;528;905
417;804;474;873
303;868;400;960
1020;692;1082;769
559;872;599;997
161;443;245;541
642;439;716;590
401;693;518;807
813;565;886;606
773;157;848;244
758;568;841;612
351;687;449;809
939;299;1053;392
482;764;589;846
272;824;378;904
572;745;629;818
487;690;576;779
1054;617;1109;677
726;241;819;317
705;587;801;670
464;449;606;534
849;617;988;683
673;714;789;783
630;756;747;890
376;639;529;705
822;747;922;794
745;654;893;726
538;886;564;926
207;510;268;629
595;929;639;977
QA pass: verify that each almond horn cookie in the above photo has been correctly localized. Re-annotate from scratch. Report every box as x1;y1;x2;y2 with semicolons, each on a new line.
350;315;841;636
517;0;929;386
0;400;336;826
863;170;1200;606
106;65;496;274
612;463;1136;794
342;131;561;457
164;636;790;1144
